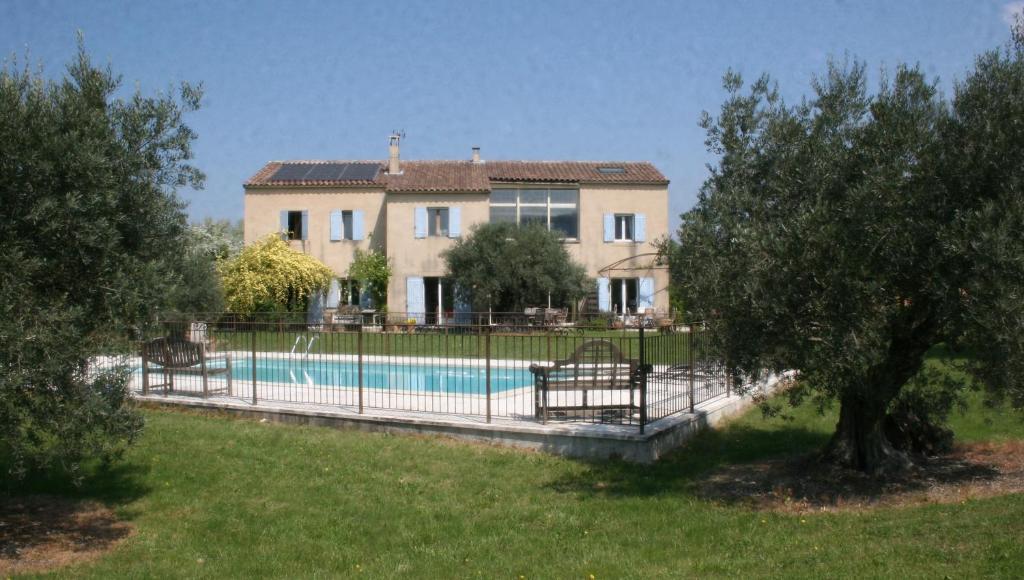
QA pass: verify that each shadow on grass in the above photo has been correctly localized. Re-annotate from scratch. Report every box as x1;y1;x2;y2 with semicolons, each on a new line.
548;412;1010;511
545;422;831;499
0;459;153;510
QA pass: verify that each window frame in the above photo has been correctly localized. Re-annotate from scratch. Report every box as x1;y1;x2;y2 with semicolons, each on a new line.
338;278;362;306
341;210;354;241
614;213;635;242
488;187;579;240
286;210;304;241
427;207;450;237
610;277;639;314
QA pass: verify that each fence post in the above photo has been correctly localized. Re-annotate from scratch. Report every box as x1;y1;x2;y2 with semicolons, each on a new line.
688;327;696;413
251;326;258;406
638;325;647;434
688;323;696;414
200;342;209;399
141;344;149;396
726;355;732;398
358;324;364;414
485;327;492;424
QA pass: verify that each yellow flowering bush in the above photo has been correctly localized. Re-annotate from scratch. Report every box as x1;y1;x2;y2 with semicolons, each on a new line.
219;235;333;313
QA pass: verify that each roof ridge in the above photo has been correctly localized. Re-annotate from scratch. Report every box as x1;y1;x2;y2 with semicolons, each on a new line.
267;160;385;164
266;159;656;165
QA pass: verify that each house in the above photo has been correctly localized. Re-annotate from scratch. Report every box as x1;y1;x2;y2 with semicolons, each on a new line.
243;135;670;321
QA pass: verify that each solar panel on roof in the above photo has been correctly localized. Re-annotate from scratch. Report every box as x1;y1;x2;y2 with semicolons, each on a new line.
341;163;380;181
304;164;345;181
270;164;314;181
270;162;379;182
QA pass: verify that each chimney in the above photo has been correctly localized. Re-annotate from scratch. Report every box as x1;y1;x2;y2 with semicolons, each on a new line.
388;132;402;174
471;146;481;163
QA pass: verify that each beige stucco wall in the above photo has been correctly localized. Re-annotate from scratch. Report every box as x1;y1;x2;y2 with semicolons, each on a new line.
571;184;671;312
385;193;489;313
244;182;671;314
386;184;670;313
243;187;386;275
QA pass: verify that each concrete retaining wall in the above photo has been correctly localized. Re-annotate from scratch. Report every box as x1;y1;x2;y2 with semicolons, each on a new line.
136;372;790;463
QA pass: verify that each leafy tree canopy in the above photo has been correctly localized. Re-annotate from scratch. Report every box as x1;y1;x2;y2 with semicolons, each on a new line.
676;40;1024;473
165;219;243;315
348;248;392;311
443;223;589;313
220;235;333;314
0;41;203;481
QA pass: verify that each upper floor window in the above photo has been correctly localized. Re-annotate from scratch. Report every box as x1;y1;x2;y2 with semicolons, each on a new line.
615;214;634;241
428;207;449;237
414;206;461;239
280;210;308;241
489;188;579;239
330;209;365;241
603;212;646;243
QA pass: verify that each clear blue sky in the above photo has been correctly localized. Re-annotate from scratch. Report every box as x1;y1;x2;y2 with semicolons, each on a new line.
2;0;1020;232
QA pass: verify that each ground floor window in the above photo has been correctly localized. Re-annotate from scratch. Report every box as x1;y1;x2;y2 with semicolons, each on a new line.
611;278;638;314
423;277;455;324
339;278;362;307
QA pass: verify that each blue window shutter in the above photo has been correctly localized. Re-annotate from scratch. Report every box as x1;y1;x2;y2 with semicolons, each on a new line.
603;214;614;242
638;277;655;309
280;210;289;239
330;210;342;241
448;207;461;238
406;277;426;323
597;278;611;312
414;207;427;238
326;278;341;308
300;210;309;240
634;214;646;242
352;210;366;240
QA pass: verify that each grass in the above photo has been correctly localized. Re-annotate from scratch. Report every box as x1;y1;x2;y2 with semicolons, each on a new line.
7;393;1024;577
207;327;700;365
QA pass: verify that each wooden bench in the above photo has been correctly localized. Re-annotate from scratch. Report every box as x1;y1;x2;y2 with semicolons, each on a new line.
529;340;641;423
141;337;233;398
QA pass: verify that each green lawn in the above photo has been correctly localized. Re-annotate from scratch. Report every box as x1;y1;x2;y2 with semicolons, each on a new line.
8;391;1024;578
208;328;698;365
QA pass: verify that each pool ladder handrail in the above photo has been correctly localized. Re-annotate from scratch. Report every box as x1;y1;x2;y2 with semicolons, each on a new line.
290;334;319;358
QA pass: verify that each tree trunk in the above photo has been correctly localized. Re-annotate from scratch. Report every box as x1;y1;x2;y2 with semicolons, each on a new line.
822;392;913;474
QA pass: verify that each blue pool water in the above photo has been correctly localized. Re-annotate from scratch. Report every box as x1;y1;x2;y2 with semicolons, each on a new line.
232;358;533;394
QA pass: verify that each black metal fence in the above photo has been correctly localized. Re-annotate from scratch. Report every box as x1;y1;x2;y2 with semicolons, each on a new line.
134;314;731;432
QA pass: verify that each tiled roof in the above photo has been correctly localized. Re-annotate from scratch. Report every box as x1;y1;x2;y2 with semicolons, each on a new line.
245;160;668;192
484;161;668;185
382;161;491;193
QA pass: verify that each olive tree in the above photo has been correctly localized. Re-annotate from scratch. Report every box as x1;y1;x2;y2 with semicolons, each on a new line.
167;219;244;314
676;41;1024;473
0;42;203;481
443;223;589;313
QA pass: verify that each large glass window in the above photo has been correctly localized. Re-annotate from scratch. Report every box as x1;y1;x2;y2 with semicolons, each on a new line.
488;187;579;239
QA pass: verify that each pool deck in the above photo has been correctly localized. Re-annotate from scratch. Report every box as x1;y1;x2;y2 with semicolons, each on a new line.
126;352;791;462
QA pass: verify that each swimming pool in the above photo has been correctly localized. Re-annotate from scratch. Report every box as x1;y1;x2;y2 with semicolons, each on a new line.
231;357;533;394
